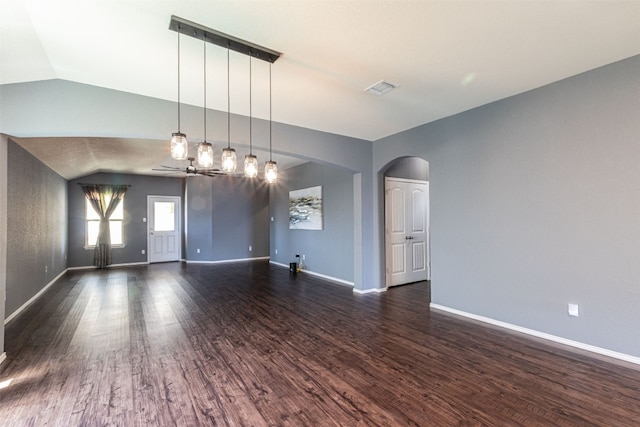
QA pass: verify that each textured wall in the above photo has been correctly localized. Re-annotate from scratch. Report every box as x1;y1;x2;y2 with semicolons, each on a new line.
0;135;8;356
270;162;355;283
67;173;184;267
6;140;68;317
374;56;640;357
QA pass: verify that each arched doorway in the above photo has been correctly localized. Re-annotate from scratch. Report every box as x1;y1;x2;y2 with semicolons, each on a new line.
383;157;429;287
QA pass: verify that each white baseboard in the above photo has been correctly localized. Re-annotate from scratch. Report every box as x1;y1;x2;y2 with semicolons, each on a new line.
269;260;290;269
269;261;354;287
353;287;387;295
299;269;354;287
430;303;640;366
110;261;150;268
187;256;270;265
67;265;96;271
0;352;6;366
5;268;68;325
67;261;150;271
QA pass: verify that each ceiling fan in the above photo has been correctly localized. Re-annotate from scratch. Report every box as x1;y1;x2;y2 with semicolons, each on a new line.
153;157;228;177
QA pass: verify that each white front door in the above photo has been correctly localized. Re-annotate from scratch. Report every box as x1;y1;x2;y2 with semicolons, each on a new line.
385;177;429;287
148;196;181;263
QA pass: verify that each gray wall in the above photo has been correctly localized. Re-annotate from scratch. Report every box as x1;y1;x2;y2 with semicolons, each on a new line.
384;156;429;181
67;173;184;267
270;162;355;283
186;175;270;261
374;56;640;357
6;139;68;317
0;135;8;357
0;79;376;290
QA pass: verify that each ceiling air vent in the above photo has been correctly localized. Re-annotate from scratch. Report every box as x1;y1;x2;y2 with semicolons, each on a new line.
364;80;399;96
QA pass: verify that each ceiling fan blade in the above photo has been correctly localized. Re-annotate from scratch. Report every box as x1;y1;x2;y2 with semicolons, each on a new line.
151;168;183;173
194;170;215;177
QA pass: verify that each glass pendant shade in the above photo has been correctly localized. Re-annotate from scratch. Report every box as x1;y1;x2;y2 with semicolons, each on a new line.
221;147;237;172
264;161;278;184
170;132;188;160
197;142;214;168
244;154;259;178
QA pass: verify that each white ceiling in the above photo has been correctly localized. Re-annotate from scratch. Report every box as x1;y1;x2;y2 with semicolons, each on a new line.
1;1;639;179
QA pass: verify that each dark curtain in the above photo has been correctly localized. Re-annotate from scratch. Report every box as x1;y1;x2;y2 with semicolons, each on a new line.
81;184;129;268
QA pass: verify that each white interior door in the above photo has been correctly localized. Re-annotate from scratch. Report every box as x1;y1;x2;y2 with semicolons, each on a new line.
148;196;181;263
385;177;429;287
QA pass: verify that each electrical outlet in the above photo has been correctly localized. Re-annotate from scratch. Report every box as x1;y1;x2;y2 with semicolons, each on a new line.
568;303;580;317
271;216;274;222
275;249;278;255
141;249;145;255
197;248;200;253
45;265;48;273
249;245;252;252
302;254;306;261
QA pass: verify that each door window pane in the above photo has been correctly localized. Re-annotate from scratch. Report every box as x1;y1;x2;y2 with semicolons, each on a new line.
154;202;175;231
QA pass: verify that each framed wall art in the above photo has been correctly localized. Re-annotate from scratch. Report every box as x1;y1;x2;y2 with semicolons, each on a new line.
289;186;323;230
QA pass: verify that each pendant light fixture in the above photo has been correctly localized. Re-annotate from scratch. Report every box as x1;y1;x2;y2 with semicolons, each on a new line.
221;47;237;173
244;55;259;178
197;36;214;168
168;16;281;178
264;62;278;184
170;25;188;160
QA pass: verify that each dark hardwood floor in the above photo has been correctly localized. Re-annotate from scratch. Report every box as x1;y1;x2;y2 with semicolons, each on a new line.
1;261;638;426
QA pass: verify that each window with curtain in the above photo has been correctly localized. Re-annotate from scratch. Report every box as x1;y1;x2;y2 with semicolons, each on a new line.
80;183;129;269
85;195;124;247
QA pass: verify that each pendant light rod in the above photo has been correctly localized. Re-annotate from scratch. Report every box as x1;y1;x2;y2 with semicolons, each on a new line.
170;25;188;161
176;26;182;132
226;47;231;149
169;15;281;63
244;55;258;178
249;55;252;155
269;62;273;161
203;36;207;141
264;60;277;184
197;35;214;168
221;44;237;174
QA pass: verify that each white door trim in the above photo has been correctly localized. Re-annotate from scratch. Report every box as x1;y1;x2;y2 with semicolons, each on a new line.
147;195;182;263
385;177;430;287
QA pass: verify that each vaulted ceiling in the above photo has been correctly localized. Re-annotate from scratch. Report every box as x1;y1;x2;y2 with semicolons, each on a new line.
2;0;639;179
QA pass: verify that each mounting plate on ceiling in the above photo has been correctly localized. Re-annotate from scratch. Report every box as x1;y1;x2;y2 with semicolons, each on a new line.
169;15;281;63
